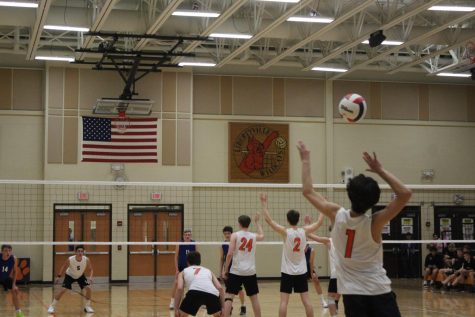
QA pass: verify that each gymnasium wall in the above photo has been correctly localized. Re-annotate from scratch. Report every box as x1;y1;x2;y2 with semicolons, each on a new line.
1;67;475;281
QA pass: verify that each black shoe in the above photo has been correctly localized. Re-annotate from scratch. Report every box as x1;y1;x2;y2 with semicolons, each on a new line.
240;306;246;315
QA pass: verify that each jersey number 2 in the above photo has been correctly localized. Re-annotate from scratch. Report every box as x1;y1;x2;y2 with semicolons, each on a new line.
293;237;301;252
345;229;356;258
238;238;253;252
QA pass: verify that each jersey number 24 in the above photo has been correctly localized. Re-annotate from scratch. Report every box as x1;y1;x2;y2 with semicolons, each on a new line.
238;237;253;252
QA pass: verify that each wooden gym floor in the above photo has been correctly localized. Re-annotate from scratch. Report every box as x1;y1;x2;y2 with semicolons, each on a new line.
1;280;474;316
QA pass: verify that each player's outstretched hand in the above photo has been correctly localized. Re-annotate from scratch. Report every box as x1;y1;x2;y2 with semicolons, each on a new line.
304;215;311;225
363;152;383;174
297;141;310;161
259;193;268;207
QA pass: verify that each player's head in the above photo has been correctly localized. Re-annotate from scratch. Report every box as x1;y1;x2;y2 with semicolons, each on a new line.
346;174;380;214
222;226;233;240
75;245;85;255
1;245;12;257
286;209;300;226
238;215;251;229
463;252;472;261
186;251;201;266
183;229;192;241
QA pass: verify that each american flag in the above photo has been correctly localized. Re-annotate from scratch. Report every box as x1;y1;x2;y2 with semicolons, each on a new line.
81;116;158;163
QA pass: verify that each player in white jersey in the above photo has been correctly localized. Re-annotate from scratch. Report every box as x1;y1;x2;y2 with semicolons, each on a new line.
222;214;264;317
175;251;224;317
48;245;94;314
298;141;412;317
260;193;322;317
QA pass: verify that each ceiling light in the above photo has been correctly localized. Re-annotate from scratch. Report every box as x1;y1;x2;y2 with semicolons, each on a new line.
0;1;38;7
35;56;75;62
172;11;220;18
44;25;90;32
179;62;216;67
209;33;252;39
257;0;301;3
312;67;347;72
362;40;403;46
428;6;475;12
436;73;471;78
287;16;334;23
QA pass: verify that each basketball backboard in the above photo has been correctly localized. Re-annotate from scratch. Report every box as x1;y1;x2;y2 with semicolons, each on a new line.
93;98;154;116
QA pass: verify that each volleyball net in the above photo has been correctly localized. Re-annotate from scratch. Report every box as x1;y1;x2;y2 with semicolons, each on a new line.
0;180;474;245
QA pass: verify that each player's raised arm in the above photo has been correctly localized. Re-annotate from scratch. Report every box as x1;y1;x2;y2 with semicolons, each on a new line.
254;212;265;241
260;193;286;237
364;152;412;240
298;141;340;222
303;213;324;234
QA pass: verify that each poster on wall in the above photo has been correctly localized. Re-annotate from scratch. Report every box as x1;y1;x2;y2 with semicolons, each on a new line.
462;218;474;240
440;218;452;240
229;123;289;183
401;218;413;235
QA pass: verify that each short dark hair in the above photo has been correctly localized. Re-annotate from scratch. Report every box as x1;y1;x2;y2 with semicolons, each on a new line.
75;245;85;251
223;226;233;233
286;210;300;226
183;229;192;234
238;215;251;228
1;245;12;251
187;251;201;265
347;174;381;214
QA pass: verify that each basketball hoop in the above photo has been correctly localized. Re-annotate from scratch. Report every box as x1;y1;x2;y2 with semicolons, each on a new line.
116;111;130;134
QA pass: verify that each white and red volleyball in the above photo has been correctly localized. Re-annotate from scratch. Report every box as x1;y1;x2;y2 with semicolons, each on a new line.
338;93;367;123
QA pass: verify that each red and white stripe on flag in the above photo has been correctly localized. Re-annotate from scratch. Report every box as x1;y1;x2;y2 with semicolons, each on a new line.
81;117;158;163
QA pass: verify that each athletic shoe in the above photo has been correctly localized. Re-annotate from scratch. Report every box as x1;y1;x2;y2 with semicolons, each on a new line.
84;305;95;313
423;281;428;287
240;306;246;315
16;312;25;317
47;305;55;314
169;300;175;310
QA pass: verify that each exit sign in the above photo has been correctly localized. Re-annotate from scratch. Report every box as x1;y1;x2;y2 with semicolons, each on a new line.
151;192;162;201
77;191;89;201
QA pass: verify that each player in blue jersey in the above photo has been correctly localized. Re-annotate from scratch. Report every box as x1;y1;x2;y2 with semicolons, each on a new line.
219;226;246;315
170;229;197;310
0;245;25;317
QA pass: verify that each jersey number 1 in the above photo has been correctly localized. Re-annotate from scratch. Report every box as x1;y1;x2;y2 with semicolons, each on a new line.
345;229;356;258
238;238;253;252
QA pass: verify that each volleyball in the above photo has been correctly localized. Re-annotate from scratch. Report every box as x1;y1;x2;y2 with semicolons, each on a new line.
338;93;367;123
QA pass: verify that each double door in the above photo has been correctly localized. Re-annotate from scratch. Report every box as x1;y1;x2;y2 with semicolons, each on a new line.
434;206;475;247
128;205;183;282
53;205;111;282
373;205;422;278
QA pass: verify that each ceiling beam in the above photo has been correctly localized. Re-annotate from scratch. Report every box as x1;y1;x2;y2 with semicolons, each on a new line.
134;0;184;51
302;0;445;71
387;36;475;74
26;0;52;60
259;0;374;70
330;9;475;80
78;0;119;60
172;0;248;64
216;0;315;68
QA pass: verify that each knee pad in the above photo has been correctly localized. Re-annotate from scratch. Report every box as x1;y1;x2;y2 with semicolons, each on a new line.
327;298;335;305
